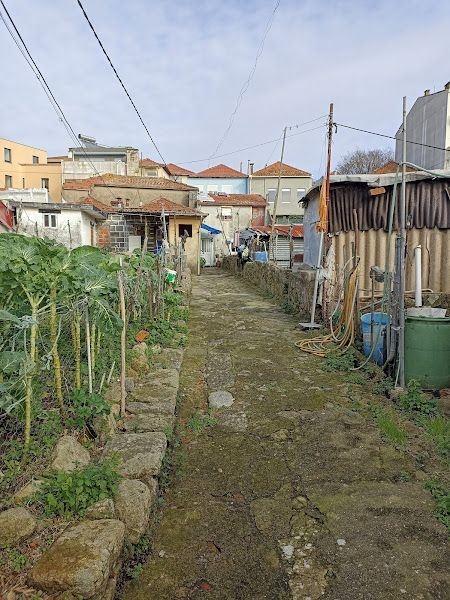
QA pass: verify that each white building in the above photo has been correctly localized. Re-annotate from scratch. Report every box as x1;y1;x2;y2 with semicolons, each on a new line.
395;83;450;170
0;188;106;248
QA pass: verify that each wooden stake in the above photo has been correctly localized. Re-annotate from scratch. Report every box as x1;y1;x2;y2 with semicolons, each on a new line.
118;264;127;417
85;310;93;394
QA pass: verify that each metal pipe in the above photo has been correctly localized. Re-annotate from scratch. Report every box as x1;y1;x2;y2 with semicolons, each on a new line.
414;245;422;307
398;96;407;388
310;231;324;325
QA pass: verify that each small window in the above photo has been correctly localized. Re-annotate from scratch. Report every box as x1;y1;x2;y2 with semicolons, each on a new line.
5;174;12;187
43;213;57;228
222;184;233;194
296;188;306;201
41;178;49;190
178;224;192;237
221;207;232;220
281;188;291;203
266;189;277;203
32;155;39;164
4;148;11;162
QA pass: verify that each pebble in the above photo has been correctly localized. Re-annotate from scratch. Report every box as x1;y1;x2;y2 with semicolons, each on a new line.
281;544;295;559
337;538;346;546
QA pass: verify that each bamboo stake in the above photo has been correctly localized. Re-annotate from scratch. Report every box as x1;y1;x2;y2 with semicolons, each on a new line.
85;310;93;394
24;303;38;454
107;360;116;384
98;372;106;394
49;288;64;412
74;313;81;389
118;264;127;417
91;323;96;377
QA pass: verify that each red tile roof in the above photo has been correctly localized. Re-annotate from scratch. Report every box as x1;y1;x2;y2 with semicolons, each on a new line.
372;161;416;174
139;158;162;168
252;161;311;177
63;173;197;191
195;164;247;178
123;197;203;216
165;163;196;176
80;196;114;213
203;193;267;207
250;224;304;237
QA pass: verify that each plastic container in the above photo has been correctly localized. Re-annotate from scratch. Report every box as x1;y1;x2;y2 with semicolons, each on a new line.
165;269;177;284
405;315;450;389
360;312;390;365
254;251;268;263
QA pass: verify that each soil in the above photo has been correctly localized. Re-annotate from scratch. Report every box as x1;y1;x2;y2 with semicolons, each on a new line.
123;269;449;600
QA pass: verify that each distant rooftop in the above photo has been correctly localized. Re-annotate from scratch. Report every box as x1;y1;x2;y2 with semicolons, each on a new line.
202;193;266;207
63;173;198;191
195;164;247;178
252;161;311;177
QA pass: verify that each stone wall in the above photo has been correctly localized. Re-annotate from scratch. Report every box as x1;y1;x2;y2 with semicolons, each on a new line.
222;257;316;321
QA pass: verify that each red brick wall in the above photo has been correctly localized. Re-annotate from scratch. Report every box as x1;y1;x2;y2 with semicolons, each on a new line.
97;223;110;248
251;206;265;226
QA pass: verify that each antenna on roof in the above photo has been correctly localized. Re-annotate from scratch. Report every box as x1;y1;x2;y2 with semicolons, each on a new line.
78;134;97;146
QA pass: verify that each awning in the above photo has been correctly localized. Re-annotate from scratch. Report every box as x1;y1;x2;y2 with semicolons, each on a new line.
201;223;221;235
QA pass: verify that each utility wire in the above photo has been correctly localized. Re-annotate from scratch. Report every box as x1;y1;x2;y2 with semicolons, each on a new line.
335;122;449;153
0;0;128;204
178;117;327;165
208;0;281;162
75;0;166;165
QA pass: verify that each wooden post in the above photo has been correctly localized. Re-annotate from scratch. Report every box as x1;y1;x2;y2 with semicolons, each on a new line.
118;262;127;417
85;310;93;394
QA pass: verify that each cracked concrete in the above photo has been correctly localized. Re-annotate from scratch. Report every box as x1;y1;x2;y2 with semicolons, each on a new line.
123;269;449;600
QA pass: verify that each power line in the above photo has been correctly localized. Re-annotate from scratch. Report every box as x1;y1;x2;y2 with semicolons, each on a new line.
208;0;281;162
335;122;448;153
75;0;166;165
178;118;327;166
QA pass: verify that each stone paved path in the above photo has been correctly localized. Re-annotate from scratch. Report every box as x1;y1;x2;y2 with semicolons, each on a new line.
124;270;449;600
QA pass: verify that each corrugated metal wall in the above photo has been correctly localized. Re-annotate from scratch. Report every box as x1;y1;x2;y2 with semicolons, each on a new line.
274;237;304;269
332;228;450;294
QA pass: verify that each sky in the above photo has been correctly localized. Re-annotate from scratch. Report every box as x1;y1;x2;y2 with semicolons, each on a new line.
1;0;449;178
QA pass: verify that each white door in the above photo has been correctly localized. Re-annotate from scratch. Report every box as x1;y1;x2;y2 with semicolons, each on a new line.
201;237;214;266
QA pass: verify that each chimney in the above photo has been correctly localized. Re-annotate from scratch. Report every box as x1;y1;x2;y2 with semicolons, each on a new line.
249;162;254;175
445;82;450;91
424;89;430;96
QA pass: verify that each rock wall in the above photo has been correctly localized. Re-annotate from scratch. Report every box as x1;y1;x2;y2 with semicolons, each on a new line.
222;257;316;321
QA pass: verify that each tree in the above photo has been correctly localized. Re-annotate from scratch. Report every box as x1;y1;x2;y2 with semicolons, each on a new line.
336;148;394;174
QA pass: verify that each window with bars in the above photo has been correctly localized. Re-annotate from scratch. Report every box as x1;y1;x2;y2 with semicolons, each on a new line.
43;213;57;228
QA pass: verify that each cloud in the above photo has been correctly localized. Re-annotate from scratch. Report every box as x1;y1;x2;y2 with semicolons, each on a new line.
1;0;449;178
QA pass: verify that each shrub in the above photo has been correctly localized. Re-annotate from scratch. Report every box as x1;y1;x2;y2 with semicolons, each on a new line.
323;348;357;372
423;417;450;460
372;406;407;446
425;480;450;530
34;458;120;517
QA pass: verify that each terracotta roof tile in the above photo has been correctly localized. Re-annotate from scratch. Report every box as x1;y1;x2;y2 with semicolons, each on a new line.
195;164;247;178
165;163;196;176
63;173;197;191
250;224;304;237
139;158;162;168
372;161;416;174
203;193;267;207
80;196;114;213
252;161;311;177
122;197;203;216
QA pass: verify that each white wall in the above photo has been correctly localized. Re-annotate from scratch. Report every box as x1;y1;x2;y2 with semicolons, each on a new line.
201;204;253;255
0;188;50;204
15;205;98;248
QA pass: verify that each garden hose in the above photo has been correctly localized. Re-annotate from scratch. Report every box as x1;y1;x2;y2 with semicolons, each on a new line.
295;260;360;357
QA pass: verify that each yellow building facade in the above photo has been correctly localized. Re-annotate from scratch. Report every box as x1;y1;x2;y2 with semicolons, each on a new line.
0;138;62;201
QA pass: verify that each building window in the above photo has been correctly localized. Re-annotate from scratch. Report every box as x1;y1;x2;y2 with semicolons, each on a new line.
178;224;193;238
281;188;291;203
221;207;232;220
32;155;39;164
296;188;306;201
22;178;25;188
207;184;218;192
5;174;12;187
4;148;11;162
222;184;233;194
266;188;277;203
43;213;57;228
41;178;49;190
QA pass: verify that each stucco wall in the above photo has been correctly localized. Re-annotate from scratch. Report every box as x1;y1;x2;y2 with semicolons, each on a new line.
250;175;312;218
1;138;62;201
15;206;97;248
222;256;316;320
188;177;248;195
201;204;253;255
63;186;193;208
168;215;200;274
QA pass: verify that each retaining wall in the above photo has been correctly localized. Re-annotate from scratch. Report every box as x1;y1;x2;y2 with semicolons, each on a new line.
222;257;316;320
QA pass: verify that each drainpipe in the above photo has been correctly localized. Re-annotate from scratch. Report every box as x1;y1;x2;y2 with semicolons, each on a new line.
414;245;422;307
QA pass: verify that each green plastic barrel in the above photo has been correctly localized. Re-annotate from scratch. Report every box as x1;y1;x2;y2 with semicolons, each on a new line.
405;316;450;389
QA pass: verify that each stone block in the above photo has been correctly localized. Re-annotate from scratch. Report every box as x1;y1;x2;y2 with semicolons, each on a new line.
0;507;36;547
51;435;90;473
114;479;157;543
28;519;125;598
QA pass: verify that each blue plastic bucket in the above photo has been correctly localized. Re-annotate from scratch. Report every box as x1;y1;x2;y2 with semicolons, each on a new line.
360;312;390;365
254;251;268;263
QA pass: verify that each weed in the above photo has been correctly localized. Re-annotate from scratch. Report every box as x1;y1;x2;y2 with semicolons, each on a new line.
163;425;174;441
345;372;367;385
67;389;110;430
34;458;121;518
372;407;407;446
422;417;450;461
373;376;394;396
395;471;412;482
186;412;217;433
398;380;437;417
128;563;144;580
0;547;29;573
323;348;357;372
424;480;450;530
